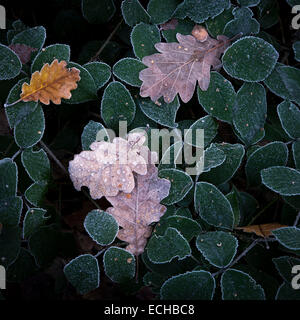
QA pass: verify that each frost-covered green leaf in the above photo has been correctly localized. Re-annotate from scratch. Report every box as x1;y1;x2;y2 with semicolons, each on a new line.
160;270;215;300
272;227;300;250
31;44;70;72
11;26;46;50
245;142;288;186
283;195;300;211
84;210;118;246
0;44;22;80
159;169;193;205
194;182;234;229
221;269;265;300
103;247;135;283
113;58;146;87
223;7;260;37
273;256;300;283
81;120;109;150
121;0;151;27
162;18;194;42
277;101;300;139
64;254;100;294
276;282;300;300
24;182;48;207
257;0;279;29
226;186;240;226
131;23;160;60
261;166;300;196
293;141;300;170
196;231;238;268
83;62;111;90
205;8;233;38
23;208;48;239
201;143;226;172
154;215;202;241
197;72;235;123
158;141;183;171
200;143;245;185
223;36;278;82
0;225;21;268
82;0;116;24
233;83;267;146
21;148;50;183
0;197;23;227
237;0;260;7
101;81;136;129
14;104;45;148
277;66;300;105
138;96;180;128
147;0;181;24
185;115;218;148
64;62;97;104
293;41;300;62
147;227;191;263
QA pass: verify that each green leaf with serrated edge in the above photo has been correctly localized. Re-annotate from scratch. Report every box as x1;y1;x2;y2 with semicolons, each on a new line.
138;96;180;128
25;182;48;207
14;104;44;148
277;101;300;139
205;8;233;38
237;0;260;7
121;0;151;27
147;227;191;264
5;78;38;128
31;44;70;72
81;120;109;151
200;143;245;186
226;186;240;226
0;44;22;80
276;282;300;300
101;81;136;129
245;142;288;186
113;58;146;87
7;248;38;283
84;210;118;246
159;169;193;205
22;208;48;239
158;141;183;171
257;31;281;52
11;26;46;50
293;141;300;170
261;166;300;196
277;66;300;105
196;231;238;268
21;148;50;183
103;247;135;283
64;62;97;104
162;19;194;42
64;254;100;294
131;23;160;60
184;115;218;148
147;0;181;24
197;72;235;123
0;225;21;268
273;256;300;283
223;7;259;37
201;143;226;173
160;270;215;300
222;36;278;82
82;0;116;24
83;62;111;90
154;215;202;241
293;41;300;62
272;227;300;250
194;182;234;230
0;197;23;226
221;268;265;300
182;0;231;23
0;158;17;200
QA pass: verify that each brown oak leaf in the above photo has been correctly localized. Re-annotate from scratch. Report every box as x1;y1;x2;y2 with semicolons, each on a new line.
9;43;37;64
20;59;81;105
139;25;230;103
106;151;171;255
69;132;157;199
236;223;288;238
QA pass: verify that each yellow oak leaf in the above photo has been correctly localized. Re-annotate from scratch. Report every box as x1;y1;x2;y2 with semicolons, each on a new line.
20;59;81;105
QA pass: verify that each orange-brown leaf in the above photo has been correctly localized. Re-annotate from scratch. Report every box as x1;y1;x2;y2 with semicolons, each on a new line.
236;223;288;238
20;59;81;105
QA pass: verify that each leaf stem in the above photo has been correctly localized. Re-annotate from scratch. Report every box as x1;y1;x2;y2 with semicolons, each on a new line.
12;148;22;160
247;197;278;226
294;211;300;227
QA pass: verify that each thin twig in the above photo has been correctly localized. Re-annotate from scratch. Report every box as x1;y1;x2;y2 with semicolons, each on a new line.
247;197;278;226
294;211;300;227
12;148;22;160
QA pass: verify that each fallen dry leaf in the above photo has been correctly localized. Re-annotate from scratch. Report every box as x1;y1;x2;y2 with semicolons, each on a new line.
160;18;178;31
9;43;37;64
139;25;230;103
69;132;157;199
236;223;288;238
106;150;171;255
20;59;81;105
